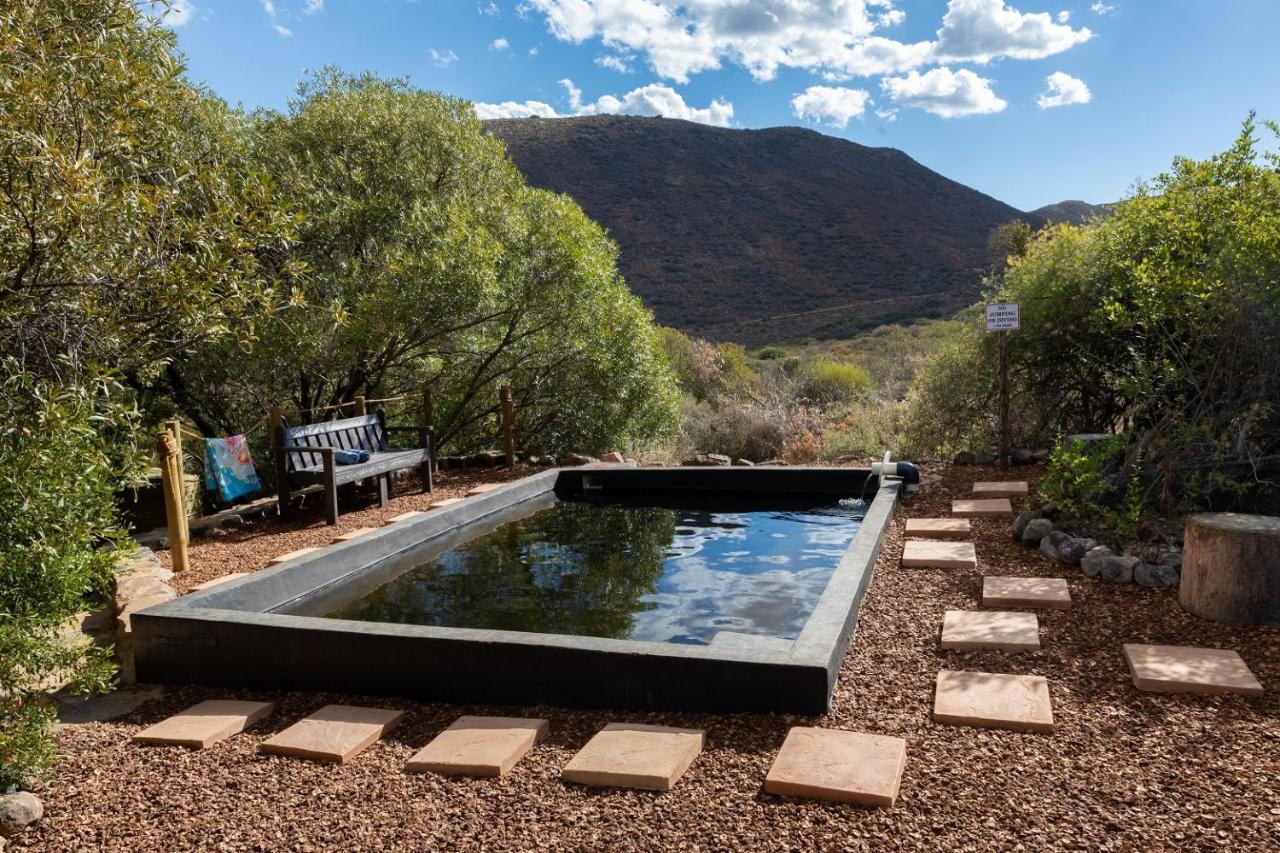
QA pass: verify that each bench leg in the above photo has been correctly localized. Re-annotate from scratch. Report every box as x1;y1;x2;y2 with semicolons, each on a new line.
277;481;293;520
378;474;389;507
323;457;339;525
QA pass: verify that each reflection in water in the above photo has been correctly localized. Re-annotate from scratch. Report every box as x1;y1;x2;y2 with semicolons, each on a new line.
327;497;865;645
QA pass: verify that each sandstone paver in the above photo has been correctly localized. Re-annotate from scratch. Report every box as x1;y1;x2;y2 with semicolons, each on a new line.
260;705;404;764
132;700;273;749
941;610;1040;651
933;670;1055;732
405;716;548;777
982;576;1072;610
1123;644;1263;696
561;723;703;791
763;728;907;807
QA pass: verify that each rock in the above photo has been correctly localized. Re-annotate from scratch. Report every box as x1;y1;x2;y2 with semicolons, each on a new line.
1157;549;1183;571
759;459;787;466
1021;518;1054;546
682;453;731;467
975;452;997;465
732;458;755;466
471;450;505;467
563;453;596;466
221;514;245;528
1056;537;1099;566
0;791;43;838
196;525;227;539
952;451;977;465
1038;503;1059;521
1031;448;1051;463
600;451;625;463
1135;561;1181;588
1011;448;1035;465
1080;546;1115;578
1100;555;1140;584
1039;530;1071;561
1011;510;1037;541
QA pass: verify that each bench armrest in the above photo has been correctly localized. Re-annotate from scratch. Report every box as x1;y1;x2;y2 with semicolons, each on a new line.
276;445;334;457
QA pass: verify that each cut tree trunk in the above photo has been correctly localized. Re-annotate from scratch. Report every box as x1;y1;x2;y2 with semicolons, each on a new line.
1180;512;1280;627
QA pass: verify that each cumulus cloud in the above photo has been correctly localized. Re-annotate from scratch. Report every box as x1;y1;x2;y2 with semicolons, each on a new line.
480;2;500;15
273;23;293;37
490;37;510;50
595;54;634;73
1090;2;1115;14
881;67;1006;117
149;0;195;27
933;0;1092;63
259;0;292;37
304;0;324;14
475;79;734;126
791;85;872;128
1037;71;1091;108
430;48;459;67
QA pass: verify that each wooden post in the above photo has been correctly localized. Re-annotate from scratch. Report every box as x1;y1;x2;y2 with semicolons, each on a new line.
421;388;434;431
354;395;367;417
156;430;190;573
500;385;516;468
997;330;1010;468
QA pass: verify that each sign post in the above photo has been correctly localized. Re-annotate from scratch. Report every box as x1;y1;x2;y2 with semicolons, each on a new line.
984;303;1020;468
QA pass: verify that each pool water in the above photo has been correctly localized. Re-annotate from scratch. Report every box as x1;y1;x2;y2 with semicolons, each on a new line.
326;496;866;645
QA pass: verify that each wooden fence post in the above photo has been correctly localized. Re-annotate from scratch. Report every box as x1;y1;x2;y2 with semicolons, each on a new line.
500;386;516;468
421;388;434;432
354;396;367;417
156;430;190;573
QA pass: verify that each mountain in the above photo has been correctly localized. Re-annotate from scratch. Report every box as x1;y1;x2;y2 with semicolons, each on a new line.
1031;199;1112;225
486;115;1040;345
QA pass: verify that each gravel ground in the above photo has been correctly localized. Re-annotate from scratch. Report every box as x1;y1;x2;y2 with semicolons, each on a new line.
22;464;1279;851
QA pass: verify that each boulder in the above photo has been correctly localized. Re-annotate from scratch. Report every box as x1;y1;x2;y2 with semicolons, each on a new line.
1080;546;1115;578
682;453;731;467
1135;561;1181;588
952;451;977;466
1011;448;1035;465
1056;537;1099;566
1031;448;1051;463
471;450;505;467
1021;518;1054;546
0;792;43;838
1040;530;1071;561
1157;549;1184;571
732;458;755;466
1012;510;1037;541
562;453;596;466
975;452;997;465
1101;555;1140;584
600;451;625;463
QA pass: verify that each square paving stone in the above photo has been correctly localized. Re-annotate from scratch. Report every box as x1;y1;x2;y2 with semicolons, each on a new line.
763;728;907;807
972;481;1030;498
268;547;320;566
261;705;404;764
428;498;464;509
952;498;1014;517
388;511;425;523
190;573;249;592
982;576;1072;610
132;700;273;749
465;483;504;496
331;527;374;543
901;540;977;570
562;723;704;791
941;611;1040;651
1123;644;1264;696
933;670;1055;733
904;518;971;540
405;716;549;777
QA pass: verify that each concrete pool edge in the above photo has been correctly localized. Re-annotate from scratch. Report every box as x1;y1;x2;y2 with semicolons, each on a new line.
133;467;901;714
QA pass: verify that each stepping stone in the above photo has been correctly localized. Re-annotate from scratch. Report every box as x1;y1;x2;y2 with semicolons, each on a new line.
387;511;425;523
933;670;1055;733
901;540;977;570
132;700;273;748
428;498;463;509
1123;644;1263;696
982;576;1071;610
190;572;249;592
952;498;1014;517
904;518;971;540
405;715;549;777
267;547;320;566
941;610;1040;651
972;481;1030;499
465;483;504;496
261;704;404;764
764;727;907;807
331;527;374;543
562;723;704;791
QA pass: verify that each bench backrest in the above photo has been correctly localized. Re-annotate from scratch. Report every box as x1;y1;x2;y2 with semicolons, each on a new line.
279;414;387;472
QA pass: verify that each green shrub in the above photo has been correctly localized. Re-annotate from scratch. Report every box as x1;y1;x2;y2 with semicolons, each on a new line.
801;359;872;406
754;345;787;360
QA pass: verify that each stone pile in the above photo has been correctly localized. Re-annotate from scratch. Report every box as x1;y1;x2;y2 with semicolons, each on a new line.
1012;508;1182;588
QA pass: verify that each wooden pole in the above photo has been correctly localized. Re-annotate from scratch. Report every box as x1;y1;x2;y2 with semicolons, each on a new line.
354;395;367;417
421;388;434;432
156;431;190;573
500;385;516;468
997;330;1010;468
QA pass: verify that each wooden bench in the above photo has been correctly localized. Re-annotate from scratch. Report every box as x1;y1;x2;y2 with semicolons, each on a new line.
275;413;432;525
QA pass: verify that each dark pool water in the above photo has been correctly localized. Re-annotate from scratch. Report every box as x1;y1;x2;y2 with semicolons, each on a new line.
325;496;866;645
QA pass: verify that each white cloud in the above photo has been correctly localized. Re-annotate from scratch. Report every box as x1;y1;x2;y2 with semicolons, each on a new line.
149;0;195;27
881;67;1006;117
304;0;324;14
430;48;459;67
876;107;898;121
790;85;871;128
595;54;634;73
260;0;276;17
1037;71;1091;108
259;0;291;36
528;45;540;56
1090;2;1115;14
877;9;906;28
491;37;509;50
1056;10;1069;23
273;23;292;37
480;2;500;16
475;79;734;127
933;0;1093;63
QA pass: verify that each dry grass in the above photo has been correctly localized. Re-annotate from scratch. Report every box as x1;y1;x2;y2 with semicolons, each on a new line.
20;465;1278;851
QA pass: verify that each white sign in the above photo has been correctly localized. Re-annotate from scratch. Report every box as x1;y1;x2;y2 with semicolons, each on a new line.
985;302;1021;332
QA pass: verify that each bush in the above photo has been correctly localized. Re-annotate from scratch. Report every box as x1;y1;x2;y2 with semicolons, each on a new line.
800;359;872;406
754;345;787;360
1038;437;1142;538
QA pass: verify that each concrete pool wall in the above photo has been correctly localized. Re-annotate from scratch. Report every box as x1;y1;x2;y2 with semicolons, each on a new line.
132;466;902;713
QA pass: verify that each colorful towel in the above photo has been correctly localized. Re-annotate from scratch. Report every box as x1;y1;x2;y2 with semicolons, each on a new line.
204;435;262;502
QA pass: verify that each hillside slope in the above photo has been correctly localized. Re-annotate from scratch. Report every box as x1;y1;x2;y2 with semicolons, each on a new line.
1031;199;1112;224
487;115;1038;344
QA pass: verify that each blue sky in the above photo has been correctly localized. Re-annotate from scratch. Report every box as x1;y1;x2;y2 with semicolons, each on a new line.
160;1;1280;210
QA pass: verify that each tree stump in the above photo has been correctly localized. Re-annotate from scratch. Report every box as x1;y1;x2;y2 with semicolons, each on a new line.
1180;513;1280;627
